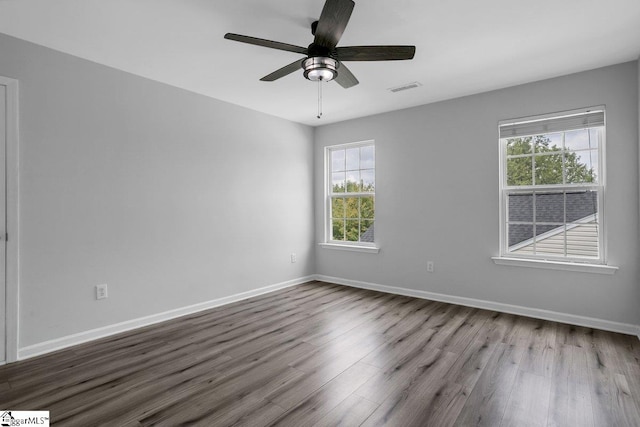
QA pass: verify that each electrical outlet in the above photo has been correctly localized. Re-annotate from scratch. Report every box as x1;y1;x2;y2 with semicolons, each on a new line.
290;253;297;263
96;284;108;300
427;261;434;273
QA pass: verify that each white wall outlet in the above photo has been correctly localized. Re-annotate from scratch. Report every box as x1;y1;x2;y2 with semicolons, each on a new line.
290;253;297;263
96;284;108;300
427;261;434;273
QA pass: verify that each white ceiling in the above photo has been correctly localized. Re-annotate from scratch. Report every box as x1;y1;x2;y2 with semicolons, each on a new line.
1;0;639;126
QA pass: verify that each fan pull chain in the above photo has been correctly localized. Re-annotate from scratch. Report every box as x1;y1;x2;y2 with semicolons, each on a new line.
317;79;323;119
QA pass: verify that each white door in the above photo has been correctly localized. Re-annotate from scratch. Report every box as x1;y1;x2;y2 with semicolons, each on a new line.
0;84;6;364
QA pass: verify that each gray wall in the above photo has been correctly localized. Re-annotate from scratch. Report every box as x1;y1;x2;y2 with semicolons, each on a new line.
315;61;640;326
0;33;315;348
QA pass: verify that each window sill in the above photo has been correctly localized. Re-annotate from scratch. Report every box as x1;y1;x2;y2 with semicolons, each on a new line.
319;243;380;254
492;256;618;275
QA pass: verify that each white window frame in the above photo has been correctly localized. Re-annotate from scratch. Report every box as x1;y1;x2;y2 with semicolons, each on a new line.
320;140;379;253
495;106;616;273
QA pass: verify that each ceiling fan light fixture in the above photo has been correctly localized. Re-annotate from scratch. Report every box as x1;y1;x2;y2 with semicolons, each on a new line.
303;57;338;82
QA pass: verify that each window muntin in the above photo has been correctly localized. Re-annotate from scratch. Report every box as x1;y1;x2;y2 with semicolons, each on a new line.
499;108;604;262
327;142;375;244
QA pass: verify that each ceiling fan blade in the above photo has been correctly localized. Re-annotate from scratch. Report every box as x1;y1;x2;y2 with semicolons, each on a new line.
224;33;308;55
335;62;359;88
336;45;416;61
314;0;355;49
260;59;303;82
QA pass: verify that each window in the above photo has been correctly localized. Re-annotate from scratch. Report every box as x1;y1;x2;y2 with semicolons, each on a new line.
498;107;605;263
326;141;375;246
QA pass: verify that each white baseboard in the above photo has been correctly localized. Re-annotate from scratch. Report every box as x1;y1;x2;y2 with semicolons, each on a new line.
315;274;640;338
18;276;315;361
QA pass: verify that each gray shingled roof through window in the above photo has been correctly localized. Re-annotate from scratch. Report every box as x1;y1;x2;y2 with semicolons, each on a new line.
508;191;597;246
360;223;374;243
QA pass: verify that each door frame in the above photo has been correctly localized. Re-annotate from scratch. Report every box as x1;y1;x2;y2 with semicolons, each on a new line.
1;75;19;363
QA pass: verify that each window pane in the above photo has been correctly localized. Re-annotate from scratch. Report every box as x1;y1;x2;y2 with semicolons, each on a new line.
535;192;564;223
346;171;360;192
331;149;345;172
565;150;597;184
360;220;374;242
535;225;565;257
332;172;345;193
346;147;359;170
536;224;562;236
566;191;598;222
345;219;360;241
565;129;598;151
589;128;599;148
361;169;375;192
361;196;374;219
332;219;345;240
566;221;599;258
534;134;562;153
345;197;359;218
535;153;563;185
506;137;533;155
508;223;533;248
361;145;375;169
508;193;533;222
507;157;532;186
331;197;345;219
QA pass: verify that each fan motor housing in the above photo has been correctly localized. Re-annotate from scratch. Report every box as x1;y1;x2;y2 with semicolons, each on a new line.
303;56;338;81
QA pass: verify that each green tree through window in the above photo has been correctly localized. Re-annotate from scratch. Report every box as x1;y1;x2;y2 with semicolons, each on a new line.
506;136;596;186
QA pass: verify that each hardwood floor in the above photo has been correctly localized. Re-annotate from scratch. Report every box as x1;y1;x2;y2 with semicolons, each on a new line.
1;281;640;426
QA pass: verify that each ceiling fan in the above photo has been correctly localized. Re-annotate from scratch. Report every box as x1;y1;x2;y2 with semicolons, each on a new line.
224;0;416;89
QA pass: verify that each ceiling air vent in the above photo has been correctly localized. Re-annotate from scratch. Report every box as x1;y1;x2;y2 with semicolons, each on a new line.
388;81;422;93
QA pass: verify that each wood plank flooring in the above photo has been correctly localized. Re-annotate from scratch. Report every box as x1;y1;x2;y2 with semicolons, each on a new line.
1;281;640;426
